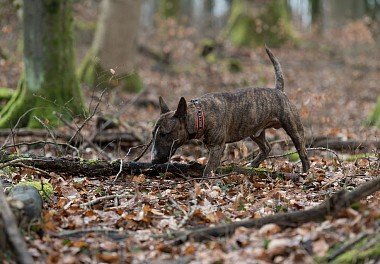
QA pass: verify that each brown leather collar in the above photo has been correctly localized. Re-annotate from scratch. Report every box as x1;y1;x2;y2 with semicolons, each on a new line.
190;99;205;139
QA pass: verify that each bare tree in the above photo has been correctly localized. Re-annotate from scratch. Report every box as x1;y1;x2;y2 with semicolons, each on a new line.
79;0;143;93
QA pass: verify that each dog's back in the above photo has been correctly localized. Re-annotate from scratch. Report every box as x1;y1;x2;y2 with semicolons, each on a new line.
195;47;291;144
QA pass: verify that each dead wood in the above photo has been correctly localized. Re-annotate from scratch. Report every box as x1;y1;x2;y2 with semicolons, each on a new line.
0;152;204;178
0;182;35;264
170;176;380;243
0;152;304;181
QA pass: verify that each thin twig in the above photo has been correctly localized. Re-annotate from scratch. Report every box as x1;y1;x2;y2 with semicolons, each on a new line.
0;158;34;170
178;201;197;229
113;159;123;182
133;138;152;162
13;163;52;177
125;144;147;157
81;193;130;208
33;116;61;155
55;113;113;160
68;88;107;145
1;140;79;154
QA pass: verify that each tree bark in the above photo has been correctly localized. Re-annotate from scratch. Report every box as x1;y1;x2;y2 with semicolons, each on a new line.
78;0;143;93
0;0;85;128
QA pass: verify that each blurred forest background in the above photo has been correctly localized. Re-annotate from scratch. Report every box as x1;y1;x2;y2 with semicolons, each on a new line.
0;0;379;132
0;0;379;263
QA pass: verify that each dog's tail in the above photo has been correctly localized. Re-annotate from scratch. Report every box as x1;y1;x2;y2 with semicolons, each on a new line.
265;45;284;91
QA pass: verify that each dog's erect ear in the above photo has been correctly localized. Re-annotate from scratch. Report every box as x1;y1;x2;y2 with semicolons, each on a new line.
159;96;170;114
174;97;187;119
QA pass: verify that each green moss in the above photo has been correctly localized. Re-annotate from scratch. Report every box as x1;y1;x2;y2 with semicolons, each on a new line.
78;48;143;93
74;19;96;32
332;243;380;264
286;151;300;162
319;235;380;264
123;72;143;93
367;96;380;128
218;165;281;178
228;59;243;73
226;0;296;47
18;181;54;200
84;159;100;165
0;87;14;100
344;153;374;162
160;0;180;19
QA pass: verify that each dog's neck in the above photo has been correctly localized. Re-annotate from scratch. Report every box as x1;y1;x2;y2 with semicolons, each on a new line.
186;100;205;140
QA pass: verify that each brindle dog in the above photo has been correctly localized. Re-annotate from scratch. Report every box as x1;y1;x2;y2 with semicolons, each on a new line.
151;47;310;176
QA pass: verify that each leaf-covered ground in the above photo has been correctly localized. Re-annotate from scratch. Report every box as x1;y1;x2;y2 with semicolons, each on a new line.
0;2;379;263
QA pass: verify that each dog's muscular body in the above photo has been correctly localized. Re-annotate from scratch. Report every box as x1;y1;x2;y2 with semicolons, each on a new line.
152;47;310;176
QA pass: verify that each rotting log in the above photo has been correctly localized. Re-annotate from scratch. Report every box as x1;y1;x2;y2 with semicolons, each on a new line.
0;153;303;180
0;182;37;263
0;152;204;178
170;176;380;243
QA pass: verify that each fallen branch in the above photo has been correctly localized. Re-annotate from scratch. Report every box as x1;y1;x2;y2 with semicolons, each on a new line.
170;176;380;243
50;228;130;240
0;152;204;178
0;153;305;181
0;183;36;263
81;193;130;208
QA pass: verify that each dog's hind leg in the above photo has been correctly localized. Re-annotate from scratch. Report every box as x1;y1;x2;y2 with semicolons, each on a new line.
280;112;310;172
248;131;271;168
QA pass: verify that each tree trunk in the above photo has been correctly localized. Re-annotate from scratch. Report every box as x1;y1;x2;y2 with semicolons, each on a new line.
0;0;85;128
368;96;380;127
226;0;295;47
78;0;143;93
160;0;180;19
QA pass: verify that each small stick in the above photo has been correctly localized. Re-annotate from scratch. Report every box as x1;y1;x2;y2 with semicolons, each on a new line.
133;139;152;162
1;140;79;154
50;227;128;239
81;193;130;208
68;88;108;145
113;159;123;182
0;158;34;170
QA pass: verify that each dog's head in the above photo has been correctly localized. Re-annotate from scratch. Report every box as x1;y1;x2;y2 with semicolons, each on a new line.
151;96;188;164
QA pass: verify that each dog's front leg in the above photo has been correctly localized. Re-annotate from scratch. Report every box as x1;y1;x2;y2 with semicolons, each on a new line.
203;145;225;177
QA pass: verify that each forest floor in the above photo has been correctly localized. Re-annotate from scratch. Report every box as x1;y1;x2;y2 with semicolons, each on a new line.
0;3;379;264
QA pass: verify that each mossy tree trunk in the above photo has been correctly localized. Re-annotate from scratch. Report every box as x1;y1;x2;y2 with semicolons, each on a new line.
160;0;180;19
367;96;380;127
78;0;143;93
226;0;295;47
0;0;85;128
